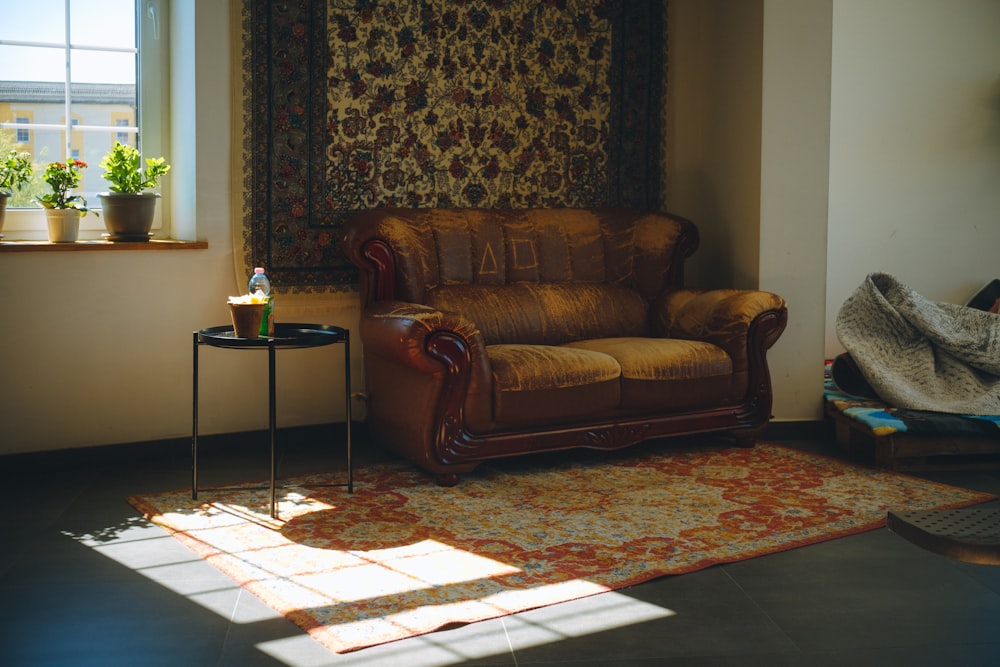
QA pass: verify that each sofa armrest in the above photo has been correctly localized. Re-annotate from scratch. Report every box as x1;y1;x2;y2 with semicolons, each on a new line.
358;300;497;481
654;289;787;368
360;300;487;371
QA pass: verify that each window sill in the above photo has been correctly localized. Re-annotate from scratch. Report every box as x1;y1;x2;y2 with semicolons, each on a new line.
0;239;208;252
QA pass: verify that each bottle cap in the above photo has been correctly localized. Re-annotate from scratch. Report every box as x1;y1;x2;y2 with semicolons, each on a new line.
254;267;265;274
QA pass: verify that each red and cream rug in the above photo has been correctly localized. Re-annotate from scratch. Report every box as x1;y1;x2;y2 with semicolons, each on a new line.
128;443;995;653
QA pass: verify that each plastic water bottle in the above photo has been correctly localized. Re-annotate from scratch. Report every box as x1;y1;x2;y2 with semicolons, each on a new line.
248;267;274;337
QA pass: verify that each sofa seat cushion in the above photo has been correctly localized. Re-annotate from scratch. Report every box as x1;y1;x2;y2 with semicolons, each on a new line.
486;344;621;427
565;337;734;411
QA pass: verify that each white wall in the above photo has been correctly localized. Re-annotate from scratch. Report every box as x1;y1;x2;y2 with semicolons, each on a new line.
825;0;1000;357
0;1;361;455
5;0;999;455
669;0;832;421
758;0;833;421
670;0;999;422
666;0;764;292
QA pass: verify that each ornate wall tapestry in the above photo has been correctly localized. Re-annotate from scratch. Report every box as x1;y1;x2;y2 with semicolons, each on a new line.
240;0;664;291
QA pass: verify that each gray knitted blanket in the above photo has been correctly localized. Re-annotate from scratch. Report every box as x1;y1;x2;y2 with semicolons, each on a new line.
836;273;1000;415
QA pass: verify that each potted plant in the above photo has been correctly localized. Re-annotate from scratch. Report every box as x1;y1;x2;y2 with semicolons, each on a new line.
98;141;170;242
36;158;93;243
0;149;33;238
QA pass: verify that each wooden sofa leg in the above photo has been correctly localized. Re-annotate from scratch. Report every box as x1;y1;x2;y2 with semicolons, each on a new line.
435;473;460;487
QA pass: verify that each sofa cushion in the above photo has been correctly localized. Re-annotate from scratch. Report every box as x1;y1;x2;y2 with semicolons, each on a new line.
565;337;735;411
486;344;621;426
427;284;649;345
565;337;731;380
348;208;696;305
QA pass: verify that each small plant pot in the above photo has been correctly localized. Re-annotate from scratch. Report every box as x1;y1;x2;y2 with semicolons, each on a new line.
229;302;266;339
98;192;159;242
45;208;81;243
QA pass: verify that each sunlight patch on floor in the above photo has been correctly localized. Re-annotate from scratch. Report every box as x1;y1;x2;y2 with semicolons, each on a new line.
255;592;676;666
65;518;676;665
63;520;281;624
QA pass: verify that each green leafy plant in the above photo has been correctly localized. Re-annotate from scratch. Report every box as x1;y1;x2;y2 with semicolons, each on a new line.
99;141;170;193
0;149;33;195
36;158;93;216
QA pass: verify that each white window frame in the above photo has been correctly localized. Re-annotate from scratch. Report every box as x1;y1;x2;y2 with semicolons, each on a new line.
0;0;170;241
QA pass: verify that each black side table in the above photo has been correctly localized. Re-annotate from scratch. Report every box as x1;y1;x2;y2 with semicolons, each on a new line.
192;323;353;518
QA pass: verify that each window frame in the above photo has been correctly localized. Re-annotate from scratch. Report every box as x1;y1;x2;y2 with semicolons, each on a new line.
15;116;30;143
0;0;170;242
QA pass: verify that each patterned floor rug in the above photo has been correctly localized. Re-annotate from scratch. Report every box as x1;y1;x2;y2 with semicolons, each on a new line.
128;443;995;654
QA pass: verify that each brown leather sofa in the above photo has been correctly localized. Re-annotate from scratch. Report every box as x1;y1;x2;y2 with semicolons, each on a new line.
342;208;788;485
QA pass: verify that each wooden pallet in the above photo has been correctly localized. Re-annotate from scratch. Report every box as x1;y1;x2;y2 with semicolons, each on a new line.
826;401;1000;471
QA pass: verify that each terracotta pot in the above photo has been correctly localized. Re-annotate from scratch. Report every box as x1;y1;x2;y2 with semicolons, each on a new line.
98;192;159;241
45;208;81;243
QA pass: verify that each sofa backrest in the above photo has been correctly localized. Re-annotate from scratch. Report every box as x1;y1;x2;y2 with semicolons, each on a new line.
343;208;700;344
427;283;651;345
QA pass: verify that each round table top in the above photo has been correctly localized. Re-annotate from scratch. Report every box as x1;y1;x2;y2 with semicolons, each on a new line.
198;323;348;349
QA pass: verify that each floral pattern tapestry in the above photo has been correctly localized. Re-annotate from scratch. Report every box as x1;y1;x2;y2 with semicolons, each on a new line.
240;0;664;291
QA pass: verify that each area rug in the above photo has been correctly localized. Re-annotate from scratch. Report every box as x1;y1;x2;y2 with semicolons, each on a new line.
128;443;995;654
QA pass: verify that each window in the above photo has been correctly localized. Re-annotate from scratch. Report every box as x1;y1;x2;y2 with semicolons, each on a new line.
115;117;131;146
0;0;169;240
15;117;29;143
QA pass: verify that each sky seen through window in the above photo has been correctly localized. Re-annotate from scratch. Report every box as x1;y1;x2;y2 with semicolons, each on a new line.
0;0;135;84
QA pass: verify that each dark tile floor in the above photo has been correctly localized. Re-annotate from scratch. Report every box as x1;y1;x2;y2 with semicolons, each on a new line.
1;428;999;667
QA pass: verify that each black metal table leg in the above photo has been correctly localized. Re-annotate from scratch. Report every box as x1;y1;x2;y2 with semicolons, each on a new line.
268;342;277;518
344;332;353;493
192;331;199;500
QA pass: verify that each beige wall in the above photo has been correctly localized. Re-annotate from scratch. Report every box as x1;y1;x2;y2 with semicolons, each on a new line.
0;1;362;455
669;0;999;421
4;0;999;454
668;0;832;421
666;0;764;291
758;0;833;421
825;0;1000;356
